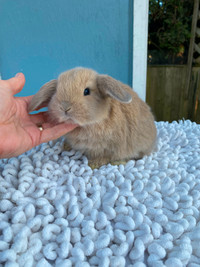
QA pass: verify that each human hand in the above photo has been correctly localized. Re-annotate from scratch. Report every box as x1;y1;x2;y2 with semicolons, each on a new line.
0;73;78;159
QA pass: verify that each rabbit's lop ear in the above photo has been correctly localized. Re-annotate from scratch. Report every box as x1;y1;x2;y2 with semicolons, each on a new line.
97;75;132;103
29;79;57;112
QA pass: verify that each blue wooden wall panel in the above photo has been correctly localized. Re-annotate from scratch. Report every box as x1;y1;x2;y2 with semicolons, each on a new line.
0;0;133;96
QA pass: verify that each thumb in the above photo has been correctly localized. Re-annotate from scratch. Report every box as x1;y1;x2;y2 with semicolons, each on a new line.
6;73;26;95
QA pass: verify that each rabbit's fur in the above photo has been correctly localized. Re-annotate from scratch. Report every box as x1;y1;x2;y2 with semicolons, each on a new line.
29;67;157;167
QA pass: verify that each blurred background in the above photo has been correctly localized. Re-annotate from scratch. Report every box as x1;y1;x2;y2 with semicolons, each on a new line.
147;0;200;123
0;0;199;123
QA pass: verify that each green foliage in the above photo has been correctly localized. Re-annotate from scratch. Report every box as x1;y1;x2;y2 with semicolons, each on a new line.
148;0;194;64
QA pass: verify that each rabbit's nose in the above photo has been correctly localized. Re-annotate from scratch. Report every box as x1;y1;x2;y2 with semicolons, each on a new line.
65;107;71;114
61;101;71;113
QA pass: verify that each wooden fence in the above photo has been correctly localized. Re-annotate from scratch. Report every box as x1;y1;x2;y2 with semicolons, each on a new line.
146;65;200;123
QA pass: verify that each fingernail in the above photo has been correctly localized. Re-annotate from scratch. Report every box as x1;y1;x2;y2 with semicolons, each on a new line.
15;73;21;77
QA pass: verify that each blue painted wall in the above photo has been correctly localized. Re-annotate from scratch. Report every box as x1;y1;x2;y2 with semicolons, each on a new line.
0;0;133;96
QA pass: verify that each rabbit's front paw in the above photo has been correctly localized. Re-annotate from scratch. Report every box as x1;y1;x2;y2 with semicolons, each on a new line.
63;142;72;151
88;158;110;169
88;158;127;169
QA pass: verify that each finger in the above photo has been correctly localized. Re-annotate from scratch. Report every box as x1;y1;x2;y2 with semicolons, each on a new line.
17;95;34;110
21;95;34;104
21;95;48;112
40;123;78;144
29;112;49;125
5;73;26;95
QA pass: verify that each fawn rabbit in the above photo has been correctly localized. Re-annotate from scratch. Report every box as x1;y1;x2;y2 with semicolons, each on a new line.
29;67;157;168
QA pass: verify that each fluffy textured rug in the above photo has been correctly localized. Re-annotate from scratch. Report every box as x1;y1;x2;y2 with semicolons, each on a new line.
0;120;200;267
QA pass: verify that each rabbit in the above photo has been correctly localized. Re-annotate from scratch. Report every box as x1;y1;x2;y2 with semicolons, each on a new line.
29;67;157;168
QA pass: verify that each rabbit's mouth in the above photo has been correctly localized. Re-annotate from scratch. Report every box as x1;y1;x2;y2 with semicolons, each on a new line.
48;109;78;126
65;118;78;125
60;115;81;126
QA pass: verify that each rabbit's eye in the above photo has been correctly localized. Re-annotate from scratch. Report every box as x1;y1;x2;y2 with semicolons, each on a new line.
84;88;90;96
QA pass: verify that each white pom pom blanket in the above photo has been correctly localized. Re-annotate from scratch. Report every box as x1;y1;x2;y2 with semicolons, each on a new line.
0;120;200;267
